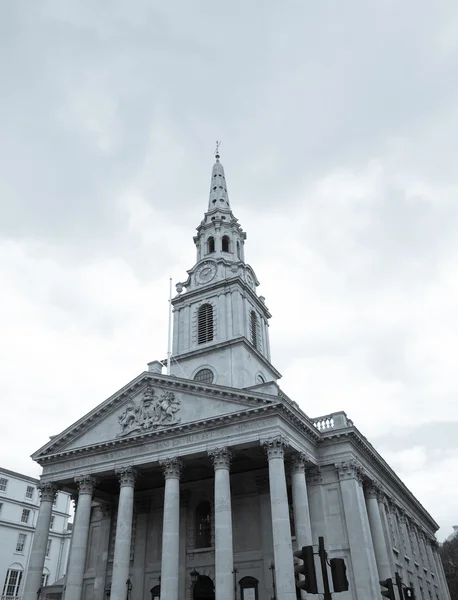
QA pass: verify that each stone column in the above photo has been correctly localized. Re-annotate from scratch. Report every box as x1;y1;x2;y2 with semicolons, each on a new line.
336;461;379;599
290;454;312;547
22;483;58;600
111;467;138;600
93;503;113;600
159;458;182;600
418;531;433;579
65;476;97;600
131;497;150;600
263;436;296;600
377;496;396;577
399;511;413;561
209;447;234;600
364;483;391;580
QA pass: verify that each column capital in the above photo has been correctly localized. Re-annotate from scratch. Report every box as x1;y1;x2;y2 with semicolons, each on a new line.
38;482;59;503
75;474;97;495
290;453;308;474
398;510;408;525
364;480;382;500
335;460;364;485
263;435;289;459
115;466;138;487
305;466;322;485
160;457;182;479
208;447;231;469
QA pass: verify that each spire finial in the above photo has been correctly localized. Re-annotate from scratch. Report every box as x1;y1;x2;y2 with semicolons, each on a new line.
215;140;221;162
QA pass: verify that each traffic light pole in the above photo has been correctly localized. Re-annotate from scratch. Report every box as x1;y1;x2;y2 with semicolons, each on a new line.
318;537;332;600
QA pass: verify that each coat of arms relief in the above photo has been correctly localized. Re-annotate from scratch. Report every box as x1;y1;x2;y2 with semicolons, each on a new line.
117;385;181;437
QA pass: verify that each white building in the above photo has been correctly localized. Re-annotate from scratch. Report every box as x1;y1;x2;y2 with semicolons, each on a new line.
0;468;72;600
21;152;451;600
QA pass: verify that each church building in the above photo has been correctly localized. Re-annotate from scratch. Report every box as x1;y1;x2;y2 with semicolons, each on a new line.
22;152;450;600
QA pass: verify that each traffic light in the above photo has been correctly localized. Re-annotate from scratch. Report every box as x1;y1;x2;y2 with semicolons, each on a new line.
294;546;318;594
380;578;395;600
330;558;349;592
403;587;415;599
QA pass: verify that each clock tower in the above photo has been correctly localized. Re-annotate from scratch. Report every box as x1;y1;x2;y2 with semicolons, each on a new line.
169;150;281;388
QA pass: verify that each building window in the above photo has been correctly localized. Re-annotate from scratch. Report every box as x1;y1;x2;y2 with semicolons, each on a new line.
50;516;55;529
197;304;214;344
0;502;3;516
25;486;34;500
207;236;215;254
195;501;212;548
250;311;259;349
21;509;30;524
239;577;259;600
194;369;214;384
16;534;26;553
222;235;230;252
150;585;160;600
0;478;8;492
2;568;23;597
287;486;295;537
45;539;52;558
41;574;49;588
256;374;265;384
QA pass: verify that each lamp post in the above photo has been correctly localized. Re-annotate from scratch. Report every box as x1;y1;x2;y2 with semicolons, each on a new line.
269;562;277;600
232;567;239;600
126;579;132;600
190;569;200;585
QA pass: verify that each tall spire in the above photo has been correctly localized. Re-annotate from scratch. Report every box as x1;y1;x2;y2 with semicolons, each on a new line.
208;141;230;211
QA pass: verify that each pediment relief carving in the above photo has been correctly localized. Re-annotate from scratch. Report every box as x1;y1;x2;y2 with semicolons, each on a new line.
117;385;181;438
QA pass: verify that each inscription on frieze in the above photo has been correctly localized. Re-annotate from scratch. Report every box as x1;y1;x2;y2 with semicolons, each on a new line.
118;385;181;437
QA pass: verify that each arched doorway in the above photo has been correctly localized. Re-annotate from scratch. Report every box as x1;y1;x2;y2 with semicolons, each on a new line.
193;575;215;600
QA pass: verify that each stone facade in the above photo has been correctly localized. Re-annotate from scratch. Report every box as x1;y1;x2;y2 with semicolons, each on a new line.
22;153;450;600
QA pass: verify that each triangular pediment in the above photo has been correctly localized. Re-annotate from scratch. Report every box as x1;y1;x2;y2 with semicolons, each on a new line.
33;372;277;460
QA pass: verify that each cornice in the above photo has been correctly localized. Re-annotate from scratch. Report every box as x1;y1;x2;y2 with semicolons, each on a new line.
32;372;281;460
35;404;282;464
318;429;438;531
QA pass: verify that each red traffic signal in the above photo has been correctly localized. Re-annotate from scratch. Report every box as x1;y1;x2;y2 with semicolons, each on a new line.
294;546;318;594
380;578;396;600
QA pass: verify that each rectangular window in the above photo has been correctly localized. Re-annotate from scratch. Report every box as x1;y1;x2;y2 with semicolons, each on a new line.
2;569;23;597
21;508;31;523
0;502;3;516
16;533;26;553
0;478;8;492
25;486;34;500
50;516;55;529
45;539;52;558
41;574;49;588
53;496;57;506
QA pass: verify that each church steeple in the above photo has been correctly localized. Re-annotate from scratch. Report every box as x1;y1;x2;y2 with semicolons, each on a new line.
208;145;231;212
170;150;281;389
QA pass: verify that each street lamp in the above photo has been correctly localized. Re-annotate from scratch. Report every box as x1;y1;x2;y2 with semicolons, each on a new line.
190;569;200;584
126;579;132;600
232;567;239;600
269;562;277;600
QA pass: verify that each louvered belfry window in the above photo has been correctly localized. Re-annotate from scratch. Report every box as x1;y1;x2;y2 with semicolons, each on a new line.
198;304;214;344
250;310;258;348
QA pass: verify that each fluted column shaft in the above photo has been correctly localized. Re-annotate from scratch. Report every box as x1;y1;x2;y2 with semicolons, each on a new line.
22;483;58;600
364;484;391;580
111;468;137;600
160;458;181;600
432;541;451;600
65;476;97;600
378;497;396;576
264;437;296;600
290;454;312;547
209;448;234;600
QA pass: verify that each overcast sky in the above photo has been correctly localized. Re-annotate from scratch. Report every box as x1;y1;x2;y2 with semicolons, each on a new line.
1;1;457;540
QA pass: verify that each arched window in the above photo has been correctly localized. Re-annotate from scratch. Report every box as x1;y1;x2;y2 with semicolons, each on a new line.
197;304;214;344
3;564;24;598
194;369;214;384
239;577;259;600
256;374;265;384
250;311;259;349
195;501;212;548
150;585;160;600
207;237;215;253
193;575;214;599
221;235;230;252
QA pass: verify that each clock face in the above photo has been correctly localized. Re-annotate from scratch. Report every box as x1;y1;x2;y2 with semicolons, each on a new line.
195;261;217;285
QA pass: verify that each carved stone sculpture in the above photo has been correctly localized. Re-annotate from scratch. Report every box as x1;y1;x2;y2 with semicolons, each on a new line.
117;385;181;437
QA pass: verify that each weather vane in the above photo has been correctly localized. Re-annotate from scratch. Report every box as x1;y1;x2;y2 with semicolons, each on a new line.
215;140;221;159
